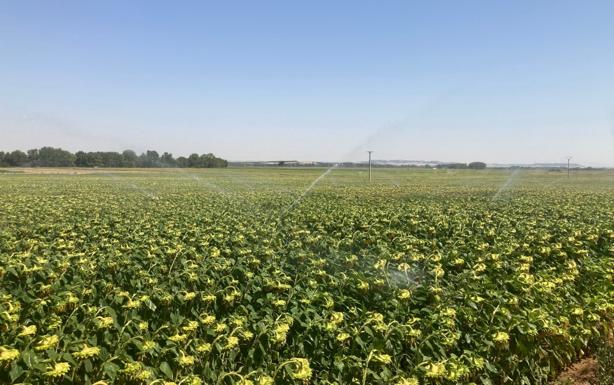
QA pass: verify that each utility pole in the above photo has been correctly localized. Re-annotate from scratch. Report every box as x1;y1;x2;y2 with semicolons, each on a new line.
367;151;374;182
567;156;572;178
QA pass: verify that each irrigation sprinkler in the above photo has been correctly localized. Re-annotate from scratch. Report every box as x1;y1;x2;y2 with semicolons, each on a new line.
367;151;374;182
567;156;572;178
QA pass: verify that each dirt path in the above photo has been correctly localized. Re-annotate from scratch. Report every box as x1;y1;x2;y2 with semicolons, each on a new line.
555;357;599;385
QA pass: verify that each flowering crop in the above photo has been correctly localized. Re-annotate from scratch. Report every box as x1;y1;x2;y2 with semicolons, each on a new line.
0;169;612;384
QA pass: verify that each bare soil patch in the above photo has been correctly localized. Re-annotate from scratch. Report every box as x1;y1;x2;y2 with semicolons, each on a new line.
555;357;599;385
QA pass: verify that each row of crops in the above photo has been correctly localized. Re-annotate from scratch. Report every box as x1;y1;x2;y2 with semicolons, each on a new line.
0;171;612;384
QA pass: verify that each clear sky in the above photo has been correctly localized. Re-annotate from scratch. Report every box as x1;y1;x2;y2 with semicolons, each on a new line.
1;1;613;165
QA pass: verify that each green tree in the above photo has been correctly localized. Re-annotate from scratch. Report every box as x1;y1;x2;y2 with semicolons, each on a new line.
27;149;39;165
176;156;188;168
37;147;75;167
187;153;200;167
160;152;176;167
138;150;160;167
4;150;28;166
468;161;487;169
1;148;227;168
122;150;138;167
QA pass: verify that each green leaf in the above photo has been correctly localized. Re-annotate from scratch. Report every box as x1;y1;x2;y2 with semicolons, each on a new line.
85;359;93;373
21;350;38;369
102;362;120;380
485;361;498;373
159;361;174;379
9;364;24;382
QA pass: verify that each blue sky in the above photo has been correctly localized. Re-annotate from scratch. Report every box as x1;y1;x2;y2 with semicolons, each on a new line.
1;1;613;165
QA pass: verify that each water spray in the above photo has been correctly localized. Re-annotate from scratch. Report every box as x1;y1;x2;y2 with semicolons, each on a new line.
278;163;339;219
492;169;521;200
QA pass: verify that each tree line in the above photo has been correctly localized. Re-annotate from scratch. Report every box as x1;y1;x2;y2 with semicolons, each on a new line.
435;162;487;169
0;147;228;168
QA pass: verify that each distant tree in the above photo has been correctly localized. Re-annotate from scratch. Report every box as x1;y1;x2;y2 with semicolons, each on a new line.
214;156;228;168
437;163;467;169
199;153;213;168
138;150;160;168
86;152;104;167
5;150;28;166
27;149;39;166
102;152;124;167
75;151;88;167
122;150;138;167
36;147;75;167
176;156;188;168
468;161;487;170
65;150;140;168
147;150;160;165
160;152;176;167
187;153;200;167
1;148;227;168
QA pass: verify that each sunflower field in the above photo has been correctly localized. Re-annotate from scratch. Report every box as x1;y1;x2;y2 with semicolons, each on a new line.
0;168;612;385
